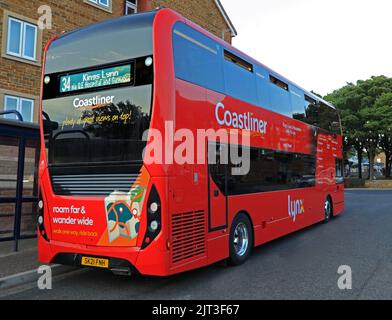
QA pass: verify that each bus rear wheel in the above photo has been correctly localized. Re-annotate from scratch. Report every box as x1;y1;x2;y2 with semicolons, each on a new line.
228;213;253;266
324;197;332;223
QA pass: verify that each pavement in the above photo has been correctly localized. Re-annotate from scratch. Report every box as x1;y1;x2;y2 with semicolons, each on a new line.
0;239;39;278
0;238;77;296
1;189;392;300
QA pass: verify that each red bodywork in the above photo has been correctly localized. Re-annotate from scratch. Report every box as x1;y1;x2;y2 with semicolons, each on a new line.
38;9;344;276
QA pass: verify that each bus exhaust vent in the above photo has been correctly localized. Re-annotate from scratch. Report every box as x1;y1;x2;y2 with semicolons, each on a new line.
51;173;139;196
171;210;206;265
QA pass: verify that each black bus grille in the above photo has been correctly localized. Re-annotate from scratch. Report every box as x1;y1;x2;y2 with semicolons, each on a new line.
51;174;139;196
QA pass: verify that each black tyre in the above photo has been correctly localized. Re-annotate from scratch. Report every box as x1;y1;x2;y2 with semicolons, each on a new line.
324;197;332;223
228;213;253;266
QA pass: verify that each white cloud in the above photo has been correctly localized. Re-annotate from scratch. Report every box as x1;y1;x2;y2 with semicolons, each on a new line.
221;0;392;95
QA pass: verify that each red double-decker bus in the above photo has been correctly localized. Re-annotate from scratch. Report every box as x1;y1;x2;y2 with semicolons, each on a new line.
38;9;344;276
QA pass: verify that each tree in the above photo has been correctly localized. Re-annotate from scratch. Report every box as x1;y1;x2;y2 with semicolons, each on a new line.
324;83;366;178
379;133;392;178
324;76;392;180
368;92;392;177
358;77;392;180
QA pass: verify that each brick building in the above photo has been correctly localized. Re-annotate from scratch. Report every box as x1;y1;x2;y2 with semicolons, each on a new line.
0;0;237;124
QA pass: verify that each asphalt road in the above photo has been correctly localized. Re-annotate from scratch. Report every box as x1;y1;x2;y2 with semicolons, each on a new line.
4;190;392;300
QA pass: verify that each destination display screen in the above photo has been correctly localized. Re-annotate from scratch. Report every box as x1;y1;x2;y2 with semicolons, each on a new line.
59;64;133;93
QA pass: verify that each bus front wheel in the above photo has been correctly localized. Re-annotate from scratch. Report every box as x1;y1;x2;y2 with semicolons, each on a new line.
228;213;253;266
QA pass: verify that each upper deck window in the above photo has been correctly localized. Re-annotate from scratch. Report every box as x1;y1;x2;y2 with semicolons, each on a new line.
222;49;258;105
45;12;154;74
304;95;341;134
291;86;306;121
224;50;253;72
268;75;291;117
173;22;225;94
270;75;289;91
173;22;258;106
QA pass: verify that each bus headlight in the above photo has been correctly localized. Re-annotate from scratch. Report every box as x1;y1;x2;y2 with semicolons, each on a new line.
145;56;153;67
142;185;161;249
44;76;51;84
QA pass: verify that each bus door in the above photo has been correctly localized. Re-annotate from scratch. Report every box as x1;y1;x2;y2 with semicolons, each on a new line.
208;142;228;231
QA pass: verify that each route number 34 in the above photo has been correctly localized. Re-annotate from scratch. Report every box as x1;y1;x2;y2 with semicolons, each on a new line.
61;76;71;92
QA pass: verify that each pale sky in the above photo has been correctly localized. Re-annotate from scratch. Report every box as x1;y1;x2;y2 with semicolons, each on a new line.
221;0;392;96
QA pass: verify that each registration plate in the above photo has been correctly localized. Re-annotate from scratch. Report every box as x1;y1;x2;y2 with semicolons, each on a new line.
81;257;109;268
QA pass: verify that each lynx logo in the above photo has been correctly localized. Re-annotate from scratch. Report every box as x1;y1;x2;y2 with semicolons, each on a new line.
288;195;305;222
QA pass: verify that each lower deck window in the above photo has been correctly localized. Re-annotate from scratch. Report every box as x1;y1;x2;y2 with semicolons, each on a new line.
209;144;316;196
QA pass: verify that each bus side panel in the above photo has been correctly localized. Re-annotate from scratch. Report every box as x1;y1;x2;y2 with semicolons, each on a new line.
153;10;220;274
228;187;325;248
164;76;210;274
331;181;344;216
173;78;331;263
315;133;344;216
332;135;345;215
333;195;345;216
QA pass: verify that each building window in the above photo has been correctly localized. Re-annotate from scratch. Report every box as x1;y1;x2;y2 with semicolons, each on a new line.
6;17;37;61
2;11;42;66
125;0;138;15
86;0;112;11
3;95;34;122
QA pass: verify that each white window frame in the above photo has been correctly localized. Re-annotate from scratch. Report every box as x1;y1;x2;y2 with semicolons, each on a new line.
125;0;138;15
23;22;38;60
88;0;111;9
3;95;34;122
6;16;38;61
6;18;22;57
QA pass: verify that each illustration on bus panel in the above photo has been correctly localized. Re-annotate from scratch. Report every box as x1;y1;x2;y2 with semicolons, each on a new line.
104;186;146;242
